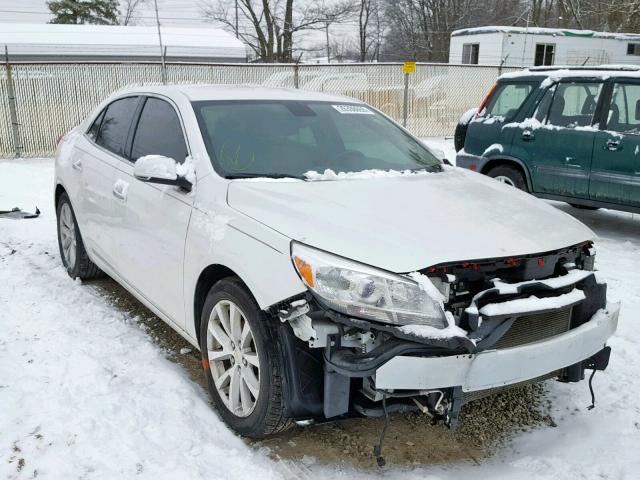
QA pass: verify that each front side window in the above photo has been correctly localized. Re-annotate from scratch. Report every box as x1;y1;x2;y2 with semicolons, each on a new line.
607;82;640;133
96;96;139;157
535;44;555;66
462;43;479;64
533;84;556;122
481;82;535;120
547;82;602;128
192;101;441;178
131;97;188;163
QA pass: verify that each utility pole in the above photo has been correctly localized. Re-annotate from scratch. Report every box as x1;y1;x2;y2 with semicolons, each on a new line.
153;0;167;84
325;21;330;63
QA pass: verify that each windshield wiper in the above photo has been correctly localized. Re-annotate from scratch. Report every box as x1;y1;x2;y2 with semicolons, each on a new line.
225;173;306;180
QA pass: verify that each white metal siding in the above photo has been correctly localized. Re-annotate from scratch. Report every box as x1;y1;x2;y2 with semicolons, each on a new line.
455;31;640;67
449;33;504;65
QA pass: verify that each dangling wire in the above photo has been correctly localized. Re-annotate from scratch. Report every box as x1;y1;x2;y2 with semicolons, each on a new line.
373;395;390;468
587;369;597;410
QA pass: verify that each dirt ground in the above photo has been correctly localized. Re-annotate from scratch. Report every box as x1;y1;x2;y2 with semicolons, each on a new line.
92;277;557;470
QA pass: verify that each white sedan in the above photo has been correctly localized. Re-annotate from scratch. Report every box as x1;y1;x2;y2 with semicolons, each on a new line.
54;85;618;439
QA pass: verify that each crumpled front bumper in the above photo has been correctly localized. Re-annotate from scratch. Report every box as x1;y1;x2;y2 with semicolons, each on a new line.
375;302;619;391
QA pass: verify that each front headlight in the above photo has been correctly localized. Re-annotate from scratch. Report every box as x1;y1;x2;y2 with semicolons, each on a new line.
291;242;447;328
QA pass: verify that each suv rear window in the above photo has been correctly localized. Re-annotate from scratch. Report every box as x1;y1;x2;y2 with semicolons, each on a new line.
481;82;535;120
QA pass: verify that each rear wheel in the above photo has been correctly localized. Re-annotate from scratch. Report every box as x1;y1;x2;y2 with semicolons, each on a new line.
487;165;528;192
570;203;600;211
56;193;102;280
199;277;291;438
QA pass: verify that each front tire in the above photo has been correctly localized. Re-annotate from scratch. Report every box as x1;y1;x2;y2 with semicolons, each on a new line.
199;277;291;438
56;193;102;280
487;164;528;192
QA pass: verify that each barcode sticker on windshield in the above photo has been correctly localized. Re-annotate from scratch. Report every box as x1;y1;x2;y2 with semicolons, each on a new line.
332;104;374;115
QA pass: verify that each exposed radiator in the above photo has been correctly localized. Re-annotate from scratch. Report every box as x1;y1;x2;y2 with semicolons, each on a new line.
494;307;572;350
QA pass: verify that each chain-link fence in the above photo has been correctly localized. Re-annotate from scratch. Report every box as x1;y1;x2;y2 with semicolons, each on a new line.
0;62;518;158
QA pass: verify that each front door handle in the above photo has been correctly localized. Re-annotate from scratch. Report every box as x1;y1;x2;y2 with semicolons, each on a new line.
71;159;83;171
522;130;535;141
606;139;622;151
565;157;582;168
113;179;129;201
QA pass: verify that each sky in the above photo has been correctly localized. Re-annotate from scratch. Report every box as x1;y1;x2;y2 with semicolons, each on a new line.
0;0;356;60
0;0;207;25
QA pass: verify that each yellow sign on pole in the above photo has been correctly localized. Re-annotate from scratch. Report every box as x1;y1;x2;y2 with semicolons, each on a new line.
403;61;417;74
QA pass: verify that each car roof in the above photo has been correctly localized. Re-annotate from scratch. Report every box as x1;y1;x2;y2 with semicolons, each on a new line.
499;66;640;82
116;84;361;104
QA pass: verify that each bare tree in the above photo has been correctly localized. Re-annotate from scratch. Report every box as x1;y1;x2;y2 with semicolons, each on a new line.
119;0;148;25
356;0;384;61
203;0;354;62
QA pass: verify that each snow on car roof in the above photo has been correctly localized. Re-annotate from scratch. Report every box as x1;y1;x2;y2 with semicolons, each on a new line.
121;84;362;103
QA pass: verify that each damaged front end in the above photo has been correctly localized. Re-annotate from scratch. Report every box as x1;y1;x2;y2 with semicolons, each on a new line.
272;241;619;429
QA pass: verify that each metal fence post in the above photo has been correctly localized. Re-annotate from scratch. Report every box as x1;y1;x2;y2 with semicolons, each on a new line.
4;46;22;158
293;63;299;89
402;71;409;128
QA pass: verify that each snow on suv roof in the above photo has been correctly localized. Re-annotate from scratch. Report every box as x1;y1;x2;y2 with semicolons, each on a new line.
499;66;640;81
122;84;361;103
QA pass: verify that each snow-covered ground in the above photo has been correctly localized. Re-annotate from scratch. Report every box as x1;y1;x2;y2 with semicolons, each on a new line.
1;158;639;479
422;137;457;165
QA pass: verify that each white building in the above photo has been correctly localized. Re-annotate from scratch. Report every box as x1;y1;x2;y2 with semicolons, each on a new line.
0;23;246;63
449;26;640;67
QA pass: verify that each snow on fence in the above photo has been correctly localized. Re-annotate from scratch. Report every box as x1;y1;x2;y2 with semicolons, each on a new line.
0;62;518;158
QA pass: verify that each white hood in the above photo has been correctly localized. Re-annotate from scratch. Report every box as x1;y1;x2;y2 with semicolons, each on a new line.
227;168;595;273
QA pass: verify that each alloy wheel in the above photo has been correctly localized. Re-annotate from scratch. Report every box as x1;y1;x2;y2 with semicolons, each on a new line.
494;175;516;187
206;300;260;417
59;203;77;269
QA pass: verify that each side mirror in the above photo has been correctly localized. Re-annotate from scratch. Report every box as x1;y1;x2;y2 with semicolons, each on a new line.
133;155;192;191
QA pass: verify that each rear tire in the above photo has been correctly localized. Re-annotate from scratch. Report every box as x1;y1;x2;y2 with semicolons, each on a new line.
487;165;528;192
570;203;600;211
199;277;292;438
56;192;102;280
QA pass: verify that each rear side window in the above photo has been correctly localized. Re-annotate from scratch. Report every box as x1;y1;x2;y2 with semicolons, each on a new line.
96;97;139;157
131;97;188;163
481;83;535;120
547;82;602;128
87;109;105;141
607;82;640;134
533;85;556;122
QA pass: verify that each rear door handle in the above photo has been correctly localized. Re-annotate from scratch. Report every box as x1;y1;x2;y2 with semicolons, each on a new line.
606;139;621;151
113;179;129;201
71;159;83;171
522;130;535;141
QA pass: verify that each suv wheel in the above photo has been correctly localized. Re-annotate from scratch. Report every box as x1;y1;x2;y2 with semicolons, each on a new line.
570;203;600;211
56;193;102;279
199;277;291;438
487;165;528;192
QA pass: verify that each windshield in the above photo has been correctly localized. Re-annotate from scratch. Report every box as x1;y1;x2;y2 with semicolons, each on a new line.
192;100;442;179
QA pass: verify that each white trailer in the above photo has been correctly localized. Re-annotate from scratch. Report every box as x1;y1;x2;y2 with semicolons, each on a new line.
449;26;640;67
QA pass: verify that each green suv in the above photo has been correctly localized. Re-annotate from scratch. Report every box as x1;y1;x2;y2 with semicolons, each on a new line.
456;66;640;213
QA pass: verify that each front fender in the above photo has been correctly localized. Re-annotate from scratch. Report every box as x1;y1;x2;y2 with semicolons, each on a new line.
183;177;305;341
